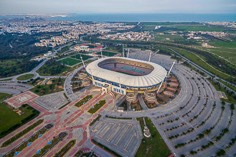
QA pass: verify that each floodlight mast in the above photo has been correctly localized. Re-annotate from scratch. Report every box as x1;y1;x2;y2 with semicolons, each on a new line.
168;62;176;76
127;49;130;58
122;44;125;57
80;56;86;68
148;51;152;62
101;48;103;58
157;62;176;94
157;73;167;94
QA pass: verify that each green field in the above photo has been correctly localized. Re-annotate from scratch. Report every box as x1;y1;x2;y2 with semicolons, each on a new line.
136;117;171;157
0;93;10;101
169;25;225;32
154;33;186;43
168;47;234;81
203;40;236;64
204;47;236;64
0;93;40;138
71;54;92;60
37;59;70;76
210;40;236;49
1;119;43;147
17;74;34;80
58;57;81;66
58;53;92;67
142;23;226;32
96;51;118;56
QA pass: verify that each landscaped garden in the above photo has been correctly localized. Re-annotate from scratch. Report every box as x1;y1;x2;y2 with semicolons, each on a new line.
75;95;93;108
88;100;106;114
17;74;34;81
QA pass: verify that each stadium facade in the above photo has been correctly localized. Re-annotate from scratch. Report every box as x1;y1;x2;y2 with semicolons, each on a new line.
86;57;167;95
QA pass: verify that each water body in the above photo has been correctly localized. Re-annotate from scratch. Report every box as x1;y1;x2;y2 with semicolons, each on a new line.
49;13;236;22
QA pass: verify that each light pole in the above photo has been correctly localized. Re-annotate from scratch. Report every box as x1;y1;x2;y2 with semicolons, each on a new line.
80;56;86;68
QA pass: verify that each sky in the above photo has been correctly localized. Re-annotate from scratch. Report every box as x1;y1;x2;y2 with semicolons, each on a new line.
0;0;236;15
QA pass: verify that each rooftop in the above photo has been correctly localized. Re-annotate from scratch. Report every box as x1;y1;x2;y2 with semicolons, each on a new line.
86;57;167;88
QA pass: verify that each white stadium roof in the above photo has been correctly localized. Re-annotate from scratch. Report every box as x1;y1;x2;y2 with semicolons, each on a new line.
86;57;167;88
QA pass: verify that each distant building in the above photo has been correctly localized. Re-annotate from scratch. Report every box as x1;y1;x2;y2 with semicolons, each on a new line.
74;45;81;51
80;45;89;52
75;43;103;52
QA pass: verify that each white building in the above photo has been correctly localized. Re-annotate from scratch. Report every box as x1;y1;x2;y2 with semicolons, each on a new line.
86;57;167;95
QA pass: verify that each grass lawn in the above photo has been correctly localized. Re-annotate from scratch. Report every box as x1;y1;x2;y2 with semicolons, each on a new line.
136;117;171;157
155;34;183;41
88;100;106;114
169;47;234;81
170;25;225;32
0;93;10;101
210;40;236;49
1;119;43;147
30;78;64;96
72;54;92;60
204;47;236;64
17;74;34;80
58;57;81;66
142;23;226;32
75;95;93;108
0;93;40;138
96;51;118;56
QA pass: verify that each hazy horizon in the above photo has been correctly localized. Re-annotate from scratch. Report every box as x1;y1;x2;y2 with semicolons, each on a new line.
0;0;236;15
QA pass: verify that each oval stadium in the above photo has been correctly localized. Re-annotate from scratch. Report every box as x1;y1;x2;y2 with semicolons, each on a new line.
86;57;167;95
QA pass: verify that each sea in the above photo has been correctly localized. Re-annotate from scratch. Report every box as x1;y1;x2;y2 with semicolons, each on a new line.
48;13;236;22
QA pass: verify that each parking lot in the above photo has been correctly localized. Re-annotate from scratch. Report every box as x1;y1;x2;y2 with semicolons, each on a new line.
90;118;142;157
34;91;69;111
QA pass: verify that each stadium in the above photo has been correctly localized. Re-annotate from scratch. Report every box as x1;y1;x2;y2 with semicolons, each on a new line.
86;57;167;95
